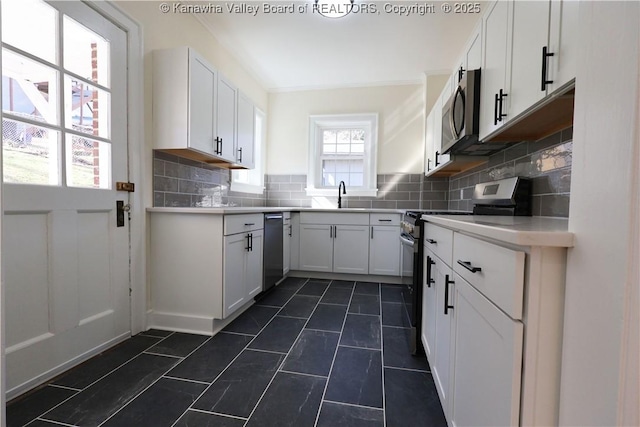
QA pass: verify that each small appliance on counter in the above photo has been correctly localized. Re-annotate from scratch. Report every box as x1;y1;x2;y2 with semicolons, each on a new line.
400;177;531;355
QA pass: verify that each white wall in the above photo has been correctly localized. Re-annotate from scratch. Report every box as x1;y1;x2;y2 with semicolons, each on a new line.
267;84;425;175
559;2;639;425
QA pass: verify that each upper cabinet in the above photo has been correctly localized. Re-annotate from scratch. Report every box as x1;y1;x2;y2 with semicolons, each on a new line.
479;0;578;142
216;75;238;163
152;46;256;169
236;91;255;169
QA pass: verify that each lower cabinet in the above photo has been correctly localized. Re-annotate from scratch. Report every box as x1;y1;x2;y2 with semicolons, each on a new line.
421;252;437;362
450;274;523;427
369;225;400;276
299;223;370;274
223;229;263;318
283;214;291;275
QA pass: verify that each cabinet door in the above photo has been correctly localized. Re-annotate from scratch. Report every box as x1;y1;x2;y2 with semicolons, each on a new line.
509;0;551;120
216;75;237;162
434;81;451;169
246;230;263;298
369;226;400;276
299;224;333;272
188;51;216;155
432;256;454;418
450;274;524;427
479;0;511;140
236;91;255;168
421;250;438;364
424;107;436;175
548;0;579;92
283;223;291;274
333;225;370;274
223;233;249;318
290;214;300;270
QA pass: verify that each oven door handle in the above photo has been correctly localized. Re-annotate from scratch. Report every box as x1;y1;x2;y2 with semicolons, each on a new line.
399;235;415;247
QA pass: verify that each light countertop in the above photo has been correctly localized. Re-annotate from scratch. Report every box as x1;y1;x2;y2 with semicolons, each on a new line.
423;215;574;247
147;207;406;215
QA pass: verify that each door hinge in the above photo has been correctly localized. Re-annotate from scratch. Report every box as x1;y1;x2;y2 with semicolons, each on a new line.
116;182;135;192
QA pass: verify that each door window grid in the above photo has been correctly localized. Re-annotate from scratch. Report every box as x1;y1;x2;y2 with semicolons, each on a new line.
1;0;112;189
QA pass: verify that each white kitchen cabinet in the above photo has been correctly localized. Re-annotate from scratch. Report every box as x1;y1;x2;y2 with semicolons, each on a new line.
452;20;483;85
153;47;218;157
369;226;400;276
290;213;300;271
479;0;512;140
421;250;438;366
333;225;370;274
216;75;237;162
236;90;255;168
299;224;334;272
450;274;523;427
223;221;263;318
431;251;454;419
283;213;291;275
548;0;579;92
298;213;374;275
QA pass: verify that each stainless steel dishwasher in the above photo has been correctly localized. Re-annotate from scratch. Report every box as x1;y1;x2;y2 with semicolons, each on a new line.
263;213;284;292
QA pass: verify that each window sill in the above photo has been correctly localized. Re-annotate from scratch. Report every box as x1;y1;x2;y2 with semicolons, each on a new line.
305;188;378;198
230;182;264;195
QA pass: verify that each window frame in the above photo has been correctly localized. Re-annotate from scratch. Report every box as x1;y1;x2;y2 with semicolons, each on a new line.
231;107;265;194
306;113;378;197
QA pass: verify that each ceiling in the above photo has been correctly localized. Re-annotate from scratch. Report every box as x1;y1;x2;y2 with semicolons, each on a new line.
193;1;484;91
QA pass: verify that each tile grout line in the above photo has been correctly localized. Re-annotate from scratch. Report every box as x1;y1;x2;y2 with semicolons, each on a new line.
384;365;431;374
169;278;311;427
95;335;215;427
279;369;328;380
162;375;211;385
241;279;336;427
46;384;82;392
33;333;177;426
187;407;249;421
143;351;184;359
312;282;358;427
219;330;256;337
31;417;76;427
323;399;385;412
379;282;388;427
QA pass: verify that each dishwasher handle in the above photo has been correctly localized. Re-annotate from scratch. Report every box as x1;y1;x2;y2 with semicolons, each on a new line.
265;214;283;220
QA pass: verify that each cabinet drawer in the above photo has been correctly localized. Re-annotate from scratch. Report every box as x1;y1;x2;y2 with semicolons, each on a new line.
300;212;369;225
423;223;454;267
283;211;291;223
453;233;525;319
370;213;401;226
224;213;264;235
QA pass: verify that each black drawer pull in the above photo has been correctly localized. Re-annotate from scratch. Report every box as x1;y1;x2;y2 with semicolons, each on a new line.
378;219;392;222
426;239;437;245
457;260;482;273
426;256;435;287
244;223;255;226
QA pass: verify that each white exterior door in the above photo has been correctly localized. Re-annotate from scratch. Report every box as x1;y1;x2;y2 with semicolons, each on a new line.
1;0;130;397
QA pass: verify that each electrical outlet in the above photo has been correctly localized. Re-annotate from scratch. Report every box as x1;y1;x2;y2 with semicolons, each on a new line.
460;189;464;199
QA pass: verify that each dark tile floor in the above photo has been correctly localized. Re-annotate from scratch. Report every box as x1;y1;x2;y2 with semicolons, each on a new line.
7;277;447;427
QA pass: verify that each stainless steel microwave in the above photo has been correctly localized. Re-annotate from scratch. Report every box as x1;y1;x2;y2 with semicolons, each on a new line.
441;69;481;154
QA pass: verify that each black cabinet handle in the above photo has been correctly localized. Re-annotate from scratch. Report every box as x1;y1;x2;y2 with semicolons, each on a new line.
498;89;508;122
541;46;555;91
457;260;482;273
250;233;253;251
426;256;435;287
444;274;455;315
435;151;440;167
238;147;243;163
378;219;392;222
494;93;499;126
334;226;337;238
427;158;432;172
244;223;255;226
246;233;251;251
371;227;374;239
458;66;465;82
214;137;222;155
330;226;332;238
288;225;292;237
426;239;437;245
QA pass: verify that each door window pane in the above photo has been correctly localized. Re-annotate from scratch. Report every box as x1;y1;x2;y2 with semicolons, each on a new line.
63;16;110;87
66;134;111;189
64;76;110;138
2;119;60;185
2;49;59;125
1;0;57;64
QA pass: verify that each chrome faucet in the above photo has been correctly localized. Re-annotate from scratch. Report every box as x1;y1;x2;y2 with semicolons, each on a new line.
338;181;347;208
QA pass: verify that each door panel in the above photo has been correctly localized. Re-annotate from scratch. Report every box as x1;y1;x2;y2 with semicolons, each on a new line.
223;233;248;317
299;224;333;272
2;0;130;397
333;225;369;274
246;230;264;298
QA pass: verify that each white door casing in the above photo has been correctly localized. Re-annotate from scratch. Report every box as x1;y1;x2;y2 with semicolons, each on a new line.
2;0;132;398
